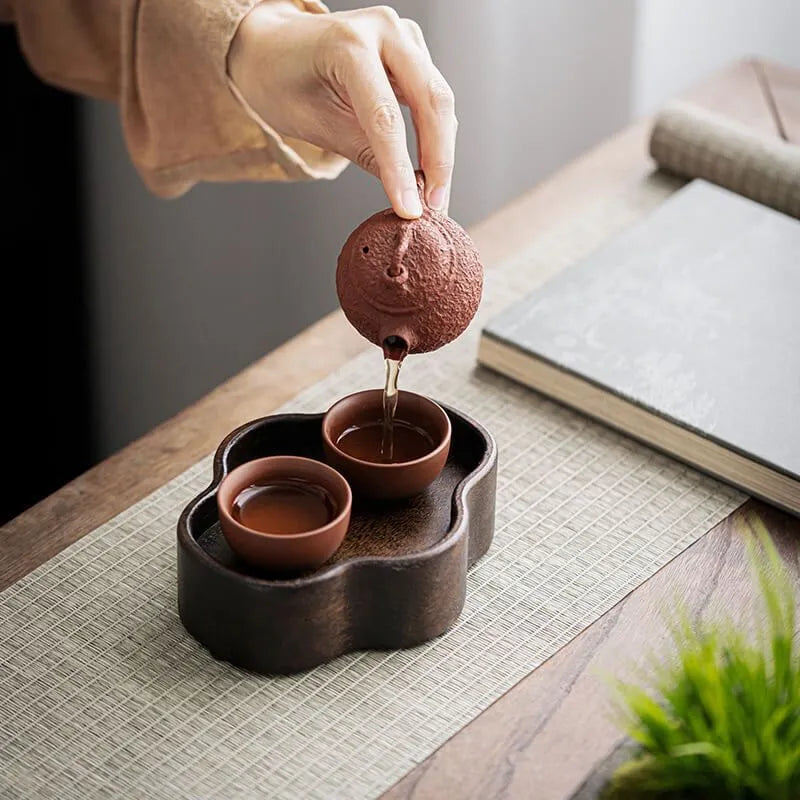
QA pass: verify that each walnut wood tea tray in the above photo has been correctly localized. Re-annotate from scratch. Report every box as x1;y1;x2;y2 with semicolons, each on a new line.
177;406;497;675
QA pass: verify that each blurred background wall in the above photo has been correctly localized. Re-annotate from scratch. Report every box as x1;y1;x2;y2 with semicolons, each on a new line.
633;0;800;114
79;0;800;461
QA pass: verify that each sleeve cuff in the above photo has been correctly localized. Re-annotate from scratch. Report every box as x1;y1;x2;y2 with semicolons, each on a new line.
223;0;348;184
130;0;347;197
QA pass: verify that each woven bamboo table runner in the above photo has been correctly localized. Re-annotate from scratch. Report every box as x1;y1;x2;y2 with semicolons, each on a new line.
0;173;744;799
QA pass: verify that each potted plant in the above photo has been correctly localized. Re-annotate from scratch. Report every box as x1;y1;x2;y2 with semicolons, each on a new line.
602;523;799;800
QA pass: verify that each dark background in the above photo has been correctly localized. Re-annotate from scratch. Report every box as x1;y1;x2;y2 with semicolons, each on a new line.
1;28;92;522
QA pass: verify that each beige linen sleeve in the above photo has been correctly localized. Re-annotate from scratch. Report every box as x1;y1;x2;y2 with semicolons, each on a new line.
2;0;348;197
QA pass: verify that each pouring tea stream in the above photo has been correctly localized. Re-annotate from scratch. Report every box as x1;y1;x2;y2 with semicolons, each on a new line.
336;171;484;462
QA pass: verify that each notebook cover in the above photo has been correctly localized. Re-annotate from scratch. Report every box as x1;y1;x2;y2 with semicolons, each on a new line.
481;180;800;482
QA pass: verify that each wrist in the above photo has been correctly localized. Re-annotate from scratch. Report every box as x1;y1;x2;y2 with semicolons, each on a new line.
228;0;302;89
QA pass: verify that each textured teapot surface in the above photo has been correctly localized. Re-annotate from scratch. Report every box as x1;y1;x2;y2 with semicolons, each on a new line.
336;175;483;355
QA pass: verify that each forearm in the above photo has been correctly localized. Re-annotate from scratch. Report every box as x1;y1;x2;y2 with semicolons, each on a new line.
5;0;346;196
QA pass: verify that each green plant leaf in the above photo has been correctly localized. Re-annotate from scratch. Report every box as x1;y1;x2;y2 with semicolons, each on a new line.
607;520;799;800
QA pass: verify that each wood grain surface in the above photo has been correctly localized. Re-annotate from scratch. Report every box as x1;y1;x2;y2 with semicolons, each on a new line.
382;501;800;800
1;56;799;800
379;59;800;799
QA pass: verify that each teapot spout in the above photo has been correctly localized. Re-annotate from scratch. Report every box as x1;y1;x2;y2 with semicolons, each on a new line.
380;328;412;360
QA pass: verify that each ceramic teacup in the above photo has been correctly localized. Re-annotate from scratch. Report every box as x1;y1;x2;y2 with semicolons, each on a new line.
322;389;451;500
217;456;351;572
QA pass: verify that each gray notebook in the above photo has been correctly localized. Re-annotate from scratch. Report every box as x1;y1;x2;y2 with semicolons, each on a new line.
479;180;800;514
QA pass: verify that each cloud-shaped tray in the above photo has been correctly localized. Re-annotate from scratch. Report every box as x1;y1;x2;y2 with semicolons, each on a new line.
177;406;497;675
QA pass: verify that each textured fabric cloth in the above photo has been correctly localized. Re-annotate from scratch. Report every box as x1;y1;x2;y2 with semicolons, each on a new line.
650;100;800;219
0;174;745;799
2;0;348;196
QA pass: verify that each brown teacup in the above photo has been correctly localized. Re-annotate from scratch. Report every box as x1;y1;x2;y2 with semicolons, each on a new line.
217;456;352;572
322;389;451;500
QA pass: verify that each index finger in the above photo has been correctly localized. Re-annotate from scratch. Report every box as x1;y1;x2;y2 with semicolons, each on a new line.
342;54;422;219
383;30;456;213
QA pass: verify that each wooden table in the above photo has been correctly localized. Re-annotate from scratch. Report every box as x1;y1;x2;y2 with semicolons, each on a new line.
2;59;799;800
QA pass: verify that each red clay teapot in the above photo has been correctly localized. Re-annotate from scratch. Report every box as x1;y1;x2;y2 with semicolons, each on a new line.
336;171;483;355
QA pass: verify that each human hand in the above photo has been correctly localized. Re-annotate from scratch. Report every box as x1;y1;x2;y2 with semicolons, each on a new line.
228;2;457;218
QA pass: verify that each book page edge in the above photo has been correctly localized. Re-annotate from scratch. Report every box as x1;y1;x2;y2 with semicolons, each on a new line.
477;336;799;516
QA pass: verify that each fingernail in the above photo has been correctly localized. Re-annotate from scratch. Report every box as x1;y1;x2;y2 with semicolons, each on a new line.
401;187;423;218
428;186;447;211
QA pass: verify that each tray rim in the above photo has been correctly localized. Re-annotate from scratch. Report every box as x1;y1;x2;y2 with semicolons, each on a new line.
177;403;497;588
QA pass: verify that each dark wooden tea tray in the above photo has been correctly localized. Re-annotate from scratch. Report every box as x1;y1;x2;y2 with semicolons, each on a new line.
177;406;497;675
